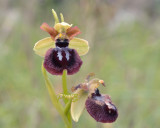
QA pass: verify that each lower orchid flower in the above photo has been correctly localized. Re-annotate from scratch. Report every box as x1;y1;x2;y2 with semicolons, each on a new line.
71;73;118;123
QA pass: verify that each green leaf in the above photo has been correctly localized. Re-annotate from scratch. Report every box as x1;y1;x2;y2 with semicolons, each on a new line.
69;37;89;56
33;37;55;57
71;89;88;122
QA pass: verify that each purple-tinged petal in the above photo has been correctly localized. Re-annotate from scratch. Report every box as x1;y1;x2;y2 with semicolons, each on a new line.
66;26;81;39
43;47;82;75
40;23;58;40
85;94;118;123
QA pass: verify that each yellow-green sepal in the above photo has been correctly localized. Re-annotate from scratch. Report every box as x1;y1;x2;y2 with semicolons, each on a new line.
33;37;55;57
71;89;88;122
69;37;89;56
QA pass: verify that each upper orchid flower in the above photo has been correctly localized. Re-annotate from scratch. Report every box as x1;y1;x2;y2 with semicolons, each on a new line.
33;9;89;75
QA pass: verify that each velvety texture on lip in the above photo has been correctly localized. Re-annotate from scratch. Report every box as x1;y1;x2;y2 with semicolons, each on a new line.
43;47;82;75
85;94;118;123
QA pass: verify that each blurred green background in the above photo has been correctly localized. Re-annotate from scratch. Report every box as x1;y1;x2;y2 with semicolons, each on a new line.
0;0;160;128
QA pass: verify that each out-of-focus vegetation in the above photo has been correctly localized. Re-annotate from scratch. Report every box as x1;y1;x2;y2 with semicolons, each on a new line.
0;0;160;128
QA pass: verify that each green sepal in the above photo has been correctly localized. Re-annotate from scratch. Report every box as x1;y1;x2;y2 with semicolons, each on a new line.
69;37;89;56
71;89;88;122
33;37;55;57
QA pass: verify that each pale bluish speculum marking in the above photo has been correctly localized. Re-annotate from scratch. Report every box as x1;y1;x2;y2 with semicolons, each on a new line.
56;47;63;61
64;48;70;61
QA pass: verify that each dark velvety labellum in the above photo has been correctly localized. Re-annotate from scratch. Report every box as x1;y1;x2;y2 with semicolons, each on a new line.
43;47;82;75
85;95;118;123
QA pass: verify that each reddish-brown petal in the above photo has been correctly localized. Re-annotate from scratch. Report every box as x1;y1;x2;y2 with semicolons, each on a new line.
85;95;118;123
40;23;58;40
43;47;82;75
66;26;81;39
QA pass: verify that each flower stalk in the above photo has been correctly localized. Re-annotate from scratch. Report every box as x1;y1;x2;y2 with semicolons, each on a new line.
62;69;72;127
42;64;72;128
62;70;68;104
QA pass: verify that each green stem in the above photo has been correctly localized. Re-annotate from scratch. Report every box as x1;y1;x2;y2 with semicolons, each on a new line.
67;112;72;127
41;64;71;128
62;70;72;127
65;100;72;126
64;99;72;115
62;70;68;104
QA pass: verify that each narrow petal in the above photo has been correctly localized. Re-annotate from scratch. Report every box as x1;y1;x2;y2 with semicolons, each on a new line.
66;26;81;39
52;9;59;24
71;89;88;122
69;37;89;56
33;37;55;57
60;13;64;22
40;23;58;40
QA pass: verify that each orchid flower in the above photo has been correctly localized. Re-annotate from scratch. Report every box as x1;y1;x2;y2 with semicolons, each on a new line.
33;9;89;75
71;73;118;122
